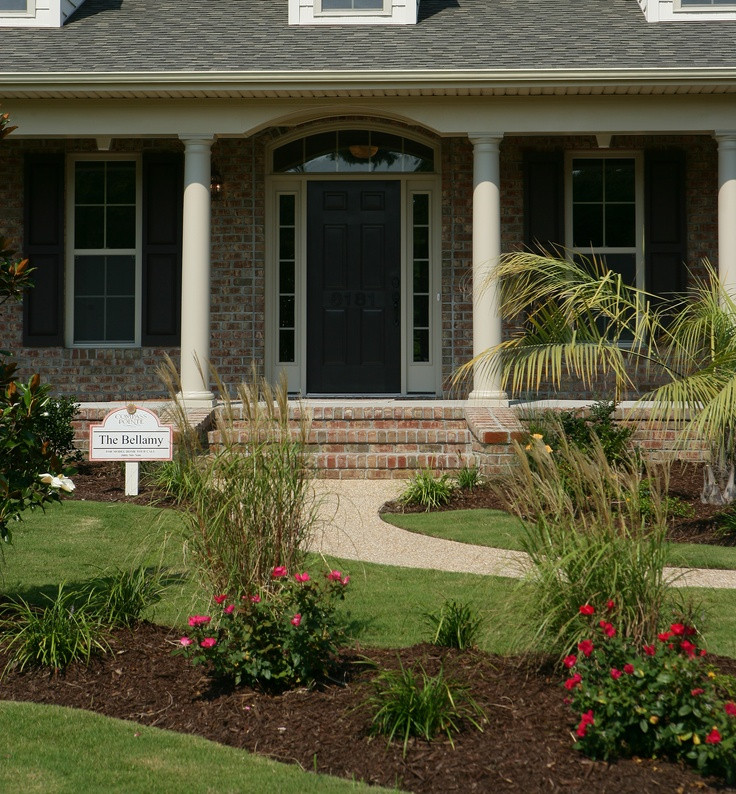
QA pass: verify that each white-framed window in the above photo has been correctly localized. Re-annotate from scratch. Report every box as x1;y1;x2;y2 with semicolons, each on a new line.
0;0;34;14
678;0;736;5
565;153;644;291
66;156;141;346
316;0;389;13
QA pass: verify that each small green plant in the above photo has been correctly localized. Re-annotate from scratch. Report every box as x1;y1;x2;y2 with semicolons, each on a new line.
564;604;736;784
712;507;736;539
455;465;482;491
80;565;165;628
1;584;109;672
398;470;455;511
638;479;694;524
425;599;483;650
365;660;486;756
177;565;350;692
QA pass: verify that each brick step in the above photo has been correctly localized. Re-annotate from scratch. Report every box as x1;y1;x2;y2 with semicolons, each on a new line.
309;450;475;479
210;427;472;446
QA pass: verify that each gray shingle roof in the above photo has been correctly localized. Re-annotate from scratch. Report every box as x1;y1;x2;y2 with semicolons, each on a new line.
0;0;735;74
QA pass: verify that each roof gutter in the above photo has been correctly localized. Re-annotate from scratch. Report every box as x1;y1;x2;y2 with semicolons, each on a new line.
2;67;736;96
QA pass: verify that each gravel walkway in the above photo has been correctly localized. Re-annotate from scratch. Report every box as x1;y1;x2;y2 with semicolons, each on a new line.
308;479;736;590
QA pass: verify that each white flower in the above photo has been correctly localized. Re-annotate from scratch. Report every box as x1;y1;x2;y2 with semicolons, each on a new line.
38;473;76;492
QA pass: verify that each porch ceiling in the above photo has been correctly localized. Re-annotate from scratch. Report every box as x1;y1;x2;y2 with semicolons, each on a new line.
2;69;736;100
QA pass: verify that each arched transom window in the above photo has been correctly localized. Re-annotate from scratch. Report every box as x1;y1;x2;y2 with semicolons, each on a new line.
273;129;435;174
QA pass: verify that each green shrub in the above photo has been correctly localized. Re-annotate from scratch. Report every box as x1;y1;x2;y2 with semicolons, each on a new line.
455;465;482;491
565;607;736;784
524;400;634;467
398;470;455;511
1;584;109;672
30;395;82;463
365;660;486;756
81;565;165;628
497;436;672;659
159;360;319;595
177;566;349;692
425;599;483;650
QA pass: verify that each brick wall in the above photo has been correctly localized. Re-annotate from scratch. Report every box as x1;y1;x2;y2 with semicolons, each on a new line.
0;130;720;402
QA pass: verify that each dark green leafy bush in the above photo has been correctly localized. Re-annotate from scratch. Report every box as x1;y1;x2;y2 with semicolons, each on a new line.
177;566;350;692
564;603;736;784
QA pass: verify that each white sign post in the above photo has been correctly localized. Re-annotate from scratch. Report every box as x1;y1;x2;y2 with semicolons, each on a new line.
89;404;174;496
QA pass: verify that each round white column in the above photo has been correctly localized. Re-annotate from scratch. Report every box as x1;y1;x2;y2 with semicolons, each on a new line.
178;135;215;407
716;132;736;298
467;133;507;403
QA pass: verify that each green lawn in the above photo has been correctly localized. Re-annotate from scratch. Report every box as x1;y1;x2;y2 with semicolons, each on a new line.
0;701;388;794
382;509;736;571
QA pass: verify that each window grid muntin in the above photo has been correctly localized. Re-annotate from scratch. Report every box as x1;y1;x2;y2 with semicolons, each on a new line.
273;130;434;174
278;193;297;363
71;158;139;345
411;192;431;363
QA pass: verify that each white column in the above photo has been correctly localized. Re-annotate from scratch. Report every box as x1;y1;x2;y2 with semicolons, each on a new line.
716;132;736;298
178;135;215;407
467;133;507;403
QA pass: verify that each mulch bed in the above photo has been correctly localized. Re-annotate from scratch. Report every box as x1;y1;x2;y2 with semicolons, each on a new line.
2;622;734;792
7;460;733;792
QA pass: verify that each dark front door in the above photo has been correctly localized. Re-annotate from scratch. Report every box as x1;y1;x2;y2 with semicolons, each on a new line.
307;181;401;393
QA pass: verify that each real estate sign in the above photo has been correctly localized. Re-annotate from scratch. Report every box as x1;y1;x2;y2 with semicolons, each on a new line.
89;405;173;462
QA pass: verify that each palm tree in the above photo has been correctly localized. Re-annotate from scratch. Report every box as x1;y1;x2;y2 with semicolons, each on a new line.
457;252;736;505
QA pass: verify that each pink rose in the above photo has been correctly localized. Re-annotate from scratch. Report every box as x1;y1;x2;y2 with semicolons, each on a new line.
179;636;193;646
272;566;288;578
327;570;342;581
610;668;622;680
223;604;235;615
250;594;261;603
294;572;310;583
691;688;704;697
291;613;302;627
341;575;350;586
188;615;211;627
213;594;227;605
200;637;217;648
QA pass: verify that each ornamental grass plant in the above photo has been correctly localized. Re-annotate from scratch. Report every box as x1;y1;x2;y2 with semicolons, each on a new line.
158;359;319;597
497;432;674;660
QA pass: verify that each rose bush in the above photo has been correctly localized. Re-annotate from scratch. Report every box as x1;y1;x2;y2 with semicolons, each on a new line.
176;565;350;691
563;601;736;783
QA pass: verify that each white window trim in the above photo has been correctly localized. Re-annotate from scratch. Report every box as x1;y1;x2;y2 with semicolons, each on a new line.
0;0;35;16
65;153;142;348
265;126;441;396
314;0;391;16
675;0;736;8
564;151;645;292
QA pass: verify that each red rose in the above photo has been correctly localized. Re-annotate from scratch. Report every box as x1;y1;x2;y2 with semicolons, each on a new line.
610;668;622;680
606;599;615;610
657;632;672;642
725;702;736;717
643;645;656;656
213;594;227;605
580;710;594;726
564;673;582;690
578;639;594;658
563;655;577;669
705;728;722;744
579;604;595;616
623;664;635;675
670;623;685;636
680;640;696;658
691;688;705;697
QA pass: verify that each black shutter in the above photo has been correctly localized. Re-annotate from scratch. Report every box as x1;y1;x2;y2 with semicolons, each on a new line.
523;150;564;255
645;150;687;300
23;153;65;346
142;152;183;346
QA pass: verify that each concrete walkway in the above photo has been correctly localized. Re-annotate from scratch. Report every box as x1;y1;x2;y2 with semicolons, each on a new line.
308;479;736;590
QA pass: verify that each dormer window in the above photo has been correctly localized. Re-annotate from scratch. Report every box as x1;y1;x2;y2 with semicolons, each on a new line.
319;0;387;10
0;0;33;14
289;0;418;25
